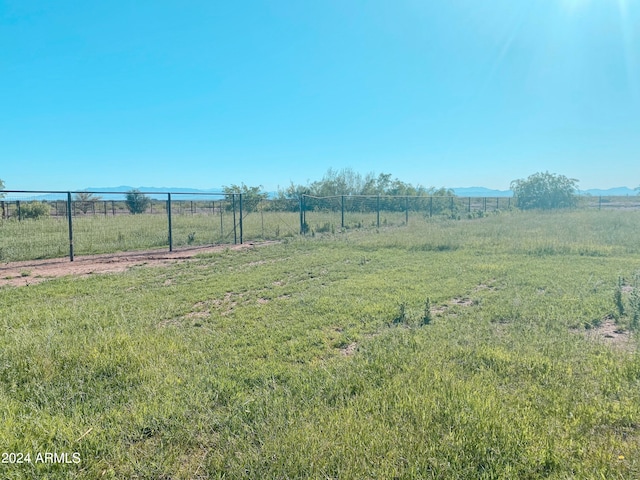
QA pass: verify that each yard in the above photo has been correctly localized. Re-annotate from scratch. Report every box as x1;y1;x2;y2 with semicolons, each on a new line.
1;210;639;478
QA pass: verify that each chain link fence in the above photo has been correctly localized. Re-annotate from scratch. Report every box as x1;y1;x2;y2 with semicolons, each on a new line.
0;191;305;262
300;195;516;233
1;191;639;262
299;194;640;234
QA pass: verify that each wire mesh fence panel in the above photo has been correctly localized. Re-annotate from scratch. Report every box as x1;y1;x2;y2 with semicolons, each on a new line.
343;196;379;229
169;195;236;248
302;195;470;231
241;199;300;241
0;196;68;262
2;190;639;262
302;196;341;234
584;196;640;210
71;193;170;256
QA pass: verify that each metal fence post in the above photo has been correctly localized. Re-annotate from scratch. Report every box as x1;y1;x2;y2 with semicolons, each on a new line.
377;195;380;228
341;195;345;229
67;192;74;261
468;197;471;213
167;193;173;252
239;193;243;244
429;196;433;218
232;194;237;244
299;196;304;234
16;200;21;221
219;201;224;239
405;197;409;225
300;194;307;234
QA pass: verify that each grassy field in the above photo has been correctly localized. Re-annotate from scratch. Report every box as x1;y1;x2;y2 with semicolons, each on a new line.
0;211;302;262
1;210;640;478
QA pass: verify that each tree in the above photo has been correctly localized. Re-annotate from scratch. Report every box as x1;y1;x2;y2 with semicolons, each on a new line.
0;178;5;199
125;189;151;214
273;182;307;211
74;191;102;214
308;168;368;196
511;172;578;210
223;184;268;213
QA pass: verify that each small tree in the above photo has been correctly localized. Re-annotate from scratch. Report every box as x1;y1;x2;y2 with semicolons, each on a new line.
20;201;50;219
273;182;307;212
511;172;578;210
0;178;5;198
75;191;102;214
223;184;268;213
125;189;151;214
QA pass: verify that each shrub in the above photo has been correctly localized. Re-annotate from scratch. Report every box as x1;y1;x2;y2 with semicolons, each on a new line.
125;190;151;214
614;277;625;318
511;172;578;210
74;192;102;214
19;201;49;219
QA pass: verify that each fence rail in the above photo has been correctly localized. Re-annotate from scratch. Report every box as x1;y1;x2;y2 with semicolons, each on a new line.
1;190;639;263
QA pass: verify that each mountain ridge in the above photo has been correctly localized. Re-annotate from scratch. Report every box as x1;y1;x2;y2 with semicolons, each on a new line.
4;186;638;201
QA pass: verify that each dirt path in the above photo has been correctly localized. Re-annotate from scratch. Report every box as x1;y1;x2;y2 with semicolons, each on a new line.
0;242;276;287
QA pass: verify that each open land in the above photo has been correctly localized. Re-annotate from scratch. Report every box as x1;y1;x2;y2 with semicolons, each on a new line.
1;210;640;478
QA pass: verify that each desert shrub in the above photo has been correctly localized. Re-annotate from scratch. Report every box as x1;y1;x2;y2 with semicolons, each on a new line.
511;172;578;210
125;190;151;214
19;201;50;219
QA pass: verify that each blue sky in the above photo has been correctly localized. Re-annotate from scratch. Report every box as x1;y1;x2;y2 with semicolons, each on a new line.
1;0;639;192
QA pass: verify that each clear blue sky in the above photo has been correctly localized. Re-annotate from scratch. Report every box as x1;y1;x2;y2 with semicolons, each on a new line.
1;0;638;192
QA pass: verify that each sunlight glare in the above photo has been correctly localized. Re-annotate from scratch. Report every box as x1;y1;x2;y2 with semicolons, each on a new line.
616;0;639;100
562;0;592;13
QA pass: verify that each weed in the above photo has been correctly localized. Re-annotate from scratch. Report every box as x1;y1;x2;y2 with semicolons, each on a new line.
315;222;333;233
630;288;640;331
393;302;408;325
422;297;433;325
629;274;640;331
614;276;625;318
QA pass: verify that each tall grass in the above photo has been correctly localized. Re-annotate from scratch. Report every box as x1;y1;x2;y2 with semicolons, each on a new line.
0;211;301;261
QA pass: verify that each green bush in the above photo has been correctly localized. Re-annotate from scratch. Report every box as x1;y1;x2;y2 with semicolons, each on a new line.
19;201;49;219
511;172;578;210
125;190;151;214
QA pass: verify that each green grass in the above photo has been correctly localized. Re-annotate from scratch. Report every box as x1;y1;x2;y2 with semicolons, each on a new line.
1;210;640;478
0;211;301;261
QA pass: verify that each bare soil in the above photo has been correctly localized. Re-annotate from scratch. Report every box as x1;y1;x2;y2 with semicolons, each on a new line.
583;318;634;351
0;242;276;288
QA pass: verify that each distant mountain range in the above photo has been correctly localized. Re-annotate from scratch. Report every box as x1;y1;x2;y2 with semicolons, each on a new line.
6;185;638;201
450;186;638;197
79;185;640;198
83;186;227;200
